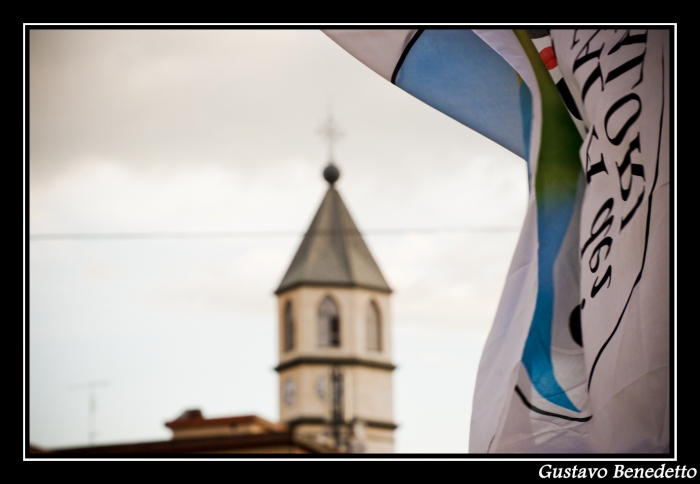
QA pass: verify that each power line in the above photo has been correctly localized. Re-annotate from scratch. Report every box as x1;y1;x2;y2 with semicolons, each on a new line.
29;226;521;241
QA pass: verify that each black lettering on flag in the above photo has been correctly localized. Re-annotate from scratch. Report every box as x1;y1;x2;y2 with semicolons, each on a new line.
589;237;613;273
573;30;603;71
608;30;648;55
585;126;608;183
581;198;614;256
573;30;605;102
583;199;615;299
616;133;645;202
604;93;642;146
591;266;612;298
588;52;666;390
606;51;646;87
606;30;647;88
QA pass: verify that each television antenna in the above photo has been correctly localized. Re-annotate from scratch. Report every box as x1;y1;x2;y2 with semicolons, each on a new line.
68;380;110;445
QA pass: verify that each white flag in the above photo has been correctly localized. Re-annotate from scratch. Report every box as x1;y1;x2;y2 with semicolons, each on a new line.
323;28;671;453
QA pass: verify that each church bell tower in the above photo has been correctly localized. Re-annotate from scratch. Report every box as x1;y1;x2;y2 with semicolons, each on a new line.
274;158;396;453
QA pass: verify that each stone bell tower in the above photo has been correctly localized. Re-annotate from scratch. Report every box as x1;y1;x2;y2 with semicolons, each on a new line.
274;162;396;453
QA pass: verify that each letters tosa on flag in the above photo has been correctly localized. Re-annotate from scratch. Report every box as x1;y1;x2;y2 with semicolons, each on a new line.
323;29;671;453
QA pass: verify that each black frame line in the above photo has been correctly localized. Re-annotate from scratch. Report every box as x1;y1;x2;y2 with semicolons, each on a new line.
24;23;676;461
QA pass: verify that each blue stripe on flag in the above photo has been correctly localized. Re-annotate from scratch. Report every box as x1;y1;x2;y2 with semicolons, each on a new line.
522;199;580;412
395;29;529;161
514;28;584;414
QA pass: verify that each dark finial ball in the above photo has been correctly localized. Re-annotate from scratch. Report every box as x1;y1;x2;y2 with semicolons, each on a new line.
323;163;340;185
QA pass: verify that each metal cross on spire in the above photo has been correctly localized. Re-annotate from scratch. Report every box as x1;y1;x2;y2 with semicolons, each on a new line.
317;110;344;163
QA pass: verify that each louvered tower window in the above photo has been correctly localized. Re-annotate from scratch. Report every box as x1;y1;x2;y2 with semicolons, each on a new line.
284;301;294;351
318;296;340;347
367;300;381;352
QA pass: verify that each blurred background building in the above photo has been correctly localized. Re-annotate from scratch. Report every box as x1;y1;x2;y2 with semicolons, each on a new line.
32;161;395;455
275;162;396;453
28;30;527;454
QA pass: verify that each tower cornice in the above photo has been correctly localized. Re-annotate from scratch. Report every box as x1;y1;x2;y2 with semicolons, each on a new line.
275;356;396;372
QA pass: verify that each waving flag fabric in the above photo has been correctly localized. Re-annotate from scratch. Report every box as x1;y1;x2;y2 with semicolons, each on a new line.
323;29;670;453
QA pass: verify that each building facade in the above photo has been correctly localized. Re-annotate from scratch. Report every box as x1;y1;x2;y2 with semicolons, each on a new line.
38;410;336;454
275;163;397;453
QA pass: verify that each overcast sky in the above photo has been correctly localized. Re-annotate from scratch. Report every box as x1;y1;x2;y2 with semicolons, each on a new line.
27;28;529;453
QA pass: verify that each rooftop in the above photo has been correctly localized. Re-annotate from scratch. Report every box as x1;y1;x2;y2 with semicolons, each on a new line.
275;164;391;295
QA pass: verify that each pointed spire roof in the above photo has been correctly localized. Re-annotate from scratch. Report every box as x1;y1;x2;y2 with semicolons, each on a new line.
275;165;391;295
